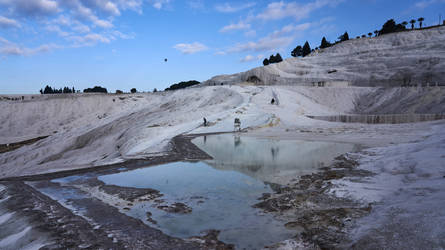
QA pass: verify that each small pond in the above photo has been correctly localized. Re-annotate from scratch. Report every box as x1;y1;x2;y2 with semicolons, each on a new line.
192;134;360;185
31;134;359;249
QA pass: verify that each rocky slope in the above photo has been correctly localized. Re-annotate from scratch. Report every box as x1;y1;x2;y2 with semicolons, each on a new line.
204;26;445;87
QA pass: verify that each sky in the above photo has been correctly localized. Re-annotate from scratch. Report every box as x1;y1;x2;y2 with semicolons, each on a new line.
0;0;444;94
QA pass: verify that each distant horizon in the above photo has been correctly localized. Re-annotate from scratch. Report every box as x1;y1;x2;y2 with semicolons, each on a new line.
1;0;444;94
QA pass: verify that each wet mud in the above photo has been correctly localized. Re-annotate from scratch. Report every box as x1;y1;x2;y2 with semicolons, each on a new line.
0;136;49;154
255;155;374;249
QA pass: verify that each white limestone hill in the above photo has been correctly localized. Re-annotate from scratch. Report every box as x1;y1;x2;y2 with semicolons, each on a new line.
1;85;445;178
204;26;445;87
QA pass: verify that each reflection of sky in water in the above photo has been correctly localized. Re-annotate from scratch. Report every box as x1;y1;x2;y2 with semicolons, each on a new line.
193;134;359;184
99;161;293;249
33;136;358;249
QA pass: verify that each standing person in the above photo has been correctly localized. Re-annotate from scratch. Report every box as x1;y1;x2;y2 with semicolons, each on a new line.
203;117;207;126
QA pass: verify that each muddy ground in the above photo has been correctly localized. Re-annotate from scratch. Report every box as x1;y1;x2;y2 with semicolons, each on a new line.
0;132;373;249
256;154;374;249
0;136;48;154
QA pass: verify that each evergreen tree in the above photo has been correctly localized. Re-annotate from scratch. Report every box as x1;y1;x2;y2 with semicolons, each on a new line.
131;88;137;93
269;54;276;63
44;85;52;94
338;32;349;42
320;37;330;49
263;58;270;65
368;32;372;37
302;41;311;57
374;30;379;37
275;53;283;62
291;46;303;57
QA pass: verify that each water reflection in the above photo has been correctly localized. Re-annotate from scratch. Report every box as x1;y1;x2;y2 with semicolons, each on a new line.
98;161;293;249
32;135;360;250
193;134;359;185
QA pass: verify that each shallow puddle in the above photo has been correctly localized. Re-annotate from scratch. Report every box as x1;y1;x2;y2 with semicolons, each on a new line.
30;135;359;249
99;161;293;249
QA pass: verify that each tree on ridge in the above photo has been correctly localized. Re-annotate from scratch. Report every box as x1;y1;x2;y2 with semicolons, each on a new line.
401;21;408;28
291;45;303;57
410;19;416;29
338;32;349;42
302;41;311;57
418;17;424;28
320;37;331;49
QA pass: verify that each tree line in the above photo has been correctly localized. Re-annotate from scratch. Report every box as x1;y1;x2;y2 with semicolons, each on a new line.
40;81;202;95
40;85;107;94
165;80;200;91
263;53;283;66
40;85;76;94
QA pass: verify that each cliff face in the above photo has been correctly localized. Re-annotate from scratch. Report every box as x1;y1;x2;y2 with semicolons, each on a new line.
204;26;445;87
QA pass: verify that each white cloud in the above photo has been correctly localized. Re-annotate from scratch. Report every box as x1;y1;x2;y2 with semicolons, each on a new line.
72;23;91;33
110;30;135;40
415;0;445;8
270;22;311;37
115;0;143;13
240;54;264;62
69;33;111;46
220;21;251;32
173;42;208;54
215;51;226;55
256;0;343;21
224;18;329;54
48;15;91;34
0;36;61;56
188;0;204;10
228;35;294;53
215;2;256;13
45;24;70;36
0;0;59;16
0;0;140;57
0;16;20;29
244;30;256;37
225;23;308;53
0;0;141;29
71;2;114;28
151;0;171;10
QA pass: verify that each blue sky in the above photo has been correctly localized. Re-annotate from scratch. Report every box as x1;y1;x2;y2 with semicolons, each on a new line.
0;0;444;93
